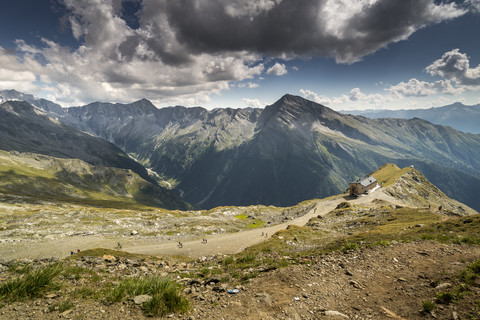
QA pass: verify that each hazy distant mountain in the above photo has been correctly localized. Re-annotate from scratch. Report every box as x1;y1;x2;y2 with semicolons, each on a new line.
0;89;66;119
0;100;189;209
345;102;480;134
55;94;480;211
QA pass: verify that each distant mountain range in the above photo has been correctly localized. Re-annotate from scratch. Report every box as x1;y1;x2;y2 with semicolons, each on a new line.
2;90;480;211
345;102;480;134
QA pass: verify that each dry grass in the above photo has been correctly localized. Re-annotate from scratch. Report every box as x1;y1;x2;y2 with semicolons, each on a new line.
370;163;411;187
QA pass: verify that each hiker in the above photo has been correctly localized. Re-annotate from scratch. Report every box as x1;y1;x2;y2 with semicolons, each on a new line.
178;241;183;248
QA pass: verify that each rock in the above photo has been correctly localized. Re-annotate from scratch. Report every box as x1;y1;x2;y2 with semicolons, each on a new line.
324;310;350;319
134;294;152;305
61;309;73;317
188;279;202;286
212;284;228;292
103;254;116;262
348;280;361;289
131;230;138;235
45;293;57;299
452;311;459;320
255;292;273;305
203;277;221;286
435;283;452;290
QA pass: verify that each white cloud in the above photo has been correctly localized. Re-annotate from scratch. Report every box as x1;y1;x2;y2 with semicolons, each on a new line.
388;78;463;97
426;49;480;87
1;0;474;107
225;0;282;18
299;89;332;105
248;82;259;88
242;98;264;108
266;63;288;76
465;0;480;13
3;1;266;107
300;49;480;110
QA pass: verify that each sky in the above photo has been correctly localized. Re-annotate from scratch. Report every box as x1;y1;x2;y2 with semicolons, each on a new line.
1;0;480;111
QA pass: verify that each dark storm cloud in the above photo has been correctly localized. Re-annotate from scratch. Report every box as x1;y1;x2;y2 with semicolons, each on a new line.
161;0;321;55
136;0;466;63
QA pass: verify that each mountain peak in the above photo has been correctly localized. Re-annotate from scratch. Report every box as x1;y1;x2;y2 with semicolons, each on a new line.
257;94;334;128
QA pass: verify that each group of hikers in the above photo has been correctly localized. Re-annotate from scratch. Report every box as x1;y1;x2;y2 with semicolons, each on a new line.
177;238;208;248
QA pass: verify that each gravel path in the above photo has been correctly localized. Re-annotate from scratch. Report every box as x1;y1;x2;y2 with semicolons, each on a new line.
0;189;396;260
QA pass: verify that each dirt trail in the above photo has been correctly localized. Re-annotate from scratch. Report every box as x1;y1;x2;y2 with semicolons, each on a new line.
131;189;397;258
0;189;395;260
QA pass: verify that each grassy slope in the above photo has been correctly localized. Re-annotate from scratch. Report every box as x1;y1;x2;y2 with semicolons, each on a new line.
0;151;189;210
244;164;479;258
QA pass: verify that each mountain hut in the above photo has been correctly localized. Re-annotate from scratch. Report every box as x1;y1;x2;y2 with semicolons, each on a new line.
349;176;377;196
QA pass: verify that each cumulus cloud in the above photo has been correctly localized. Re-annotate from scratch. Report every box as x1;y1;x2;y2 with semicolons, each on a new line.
299;89;331;105
300;48;479;110
2;0;473;106
242;98;264;108
465;0;480;13
225;0;282;18
388;78;463;96
426;49;480;87
266;63;288;76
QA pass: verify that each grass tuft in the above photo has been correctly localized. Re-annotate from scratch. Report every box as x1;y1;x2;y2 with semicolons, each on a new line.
0;264;63;302
48;300;74;313
435;291;455;304
104;276;189;317
422;300;435;313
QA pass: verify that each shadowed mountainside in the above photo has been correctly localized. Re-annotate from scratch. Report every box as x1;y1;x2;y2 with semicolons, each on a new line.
49;94;480;210
0;100;190;210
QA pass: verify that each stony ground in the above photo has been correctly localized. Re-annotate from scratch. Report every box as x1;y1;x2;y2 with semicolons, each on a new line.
1;241;479;320
1;168;479;319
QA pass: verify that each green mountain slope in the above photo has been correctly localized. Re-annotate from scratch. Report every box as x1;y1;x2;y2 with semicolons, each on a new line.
0;150;190;209
0;101;190;210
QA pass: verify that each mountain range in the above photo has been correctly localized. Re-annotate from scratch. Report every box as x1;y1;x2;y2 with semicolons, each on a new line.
1;90;480;211
345;102;480;134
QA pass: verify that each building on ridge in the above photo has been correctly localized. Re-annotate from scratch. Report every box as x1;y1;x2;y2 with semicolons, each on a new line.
349;176;377;196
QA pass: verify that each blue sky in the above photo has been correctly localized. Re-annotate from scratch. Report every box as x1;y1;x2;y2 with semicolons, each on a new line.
1;0;480;111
